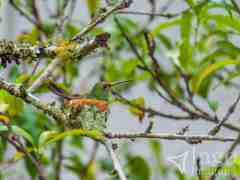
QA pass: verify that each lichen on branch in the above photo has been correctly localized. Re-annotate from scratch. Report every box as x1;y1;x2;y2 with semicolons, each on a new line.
0;32;110;67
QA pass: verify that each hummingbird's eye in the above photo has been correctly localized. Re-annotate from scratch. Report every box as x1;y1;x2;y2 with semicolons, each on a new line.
103;84;108;89
102;82;111;89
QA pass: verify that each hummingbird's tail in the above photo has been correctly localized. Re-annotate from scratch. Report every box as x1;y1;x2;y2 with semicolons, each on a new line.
47;80;71;100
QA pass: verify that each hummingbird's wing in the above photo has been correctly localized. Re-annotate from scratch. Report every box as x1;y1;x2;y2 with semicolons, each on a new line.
48;79;86;100
48;80;72;100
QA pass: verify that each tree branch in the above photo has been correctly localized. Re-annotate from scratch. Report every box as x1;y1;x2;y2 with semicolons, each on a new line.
28;58;60;92
72;0;132;41
9;0;47;36
0;78;67;125
0;33;110;67
105;132;236;142
117;10;179;18
103;141;127;180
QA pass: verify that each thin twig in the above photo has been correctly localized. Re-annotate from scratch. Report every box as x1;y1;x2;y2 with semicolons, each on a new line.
103;141;127;180
196;157;203;180
28;58;60;93
114;17;173;104
9;0;47;36
54;0;71;35
72;0;132;41
209;93;240;135
231;0;240;15
176;65;212;119
209;133;240;180
117;10;179;18
31;0;44;39
55;140;63;180
112;90;192;120
176;125;190;135
112;90;240;133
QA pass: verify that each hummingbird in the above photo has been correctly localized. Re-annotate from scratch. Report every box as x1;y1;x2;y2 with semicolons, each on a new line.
48;80;130;131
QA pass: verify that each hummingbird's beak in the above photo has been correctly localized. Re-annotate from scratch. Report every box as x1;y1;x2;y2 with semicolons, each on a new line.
110;80;133;87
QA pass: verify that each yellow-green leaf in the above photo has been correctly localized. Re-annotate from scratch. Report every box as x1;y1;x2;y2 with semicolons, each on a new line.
129;97;145;122
39;129;105;148
13;148;35;161
191;59;240;92
87;0;100;17
12;126;35;145
38;130;59;148
0;114;10;124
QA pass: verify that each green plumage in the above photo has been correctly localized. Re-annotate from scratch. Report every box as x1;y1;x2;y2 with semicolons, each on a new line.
65;105;108;131
48;80;130;131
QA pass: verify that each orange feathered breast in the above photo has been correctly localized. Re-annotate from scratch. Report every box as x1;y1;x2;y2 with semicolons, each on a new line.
66;98;108;112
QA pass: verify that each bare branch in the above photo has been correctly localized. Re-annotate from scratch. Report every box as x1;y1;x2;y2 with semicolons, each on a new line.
112;90;192;120
103;141;127;180
196;157;203;180
105;132;236;142
9;0;47;36
28;58;60;92
117;10;179;18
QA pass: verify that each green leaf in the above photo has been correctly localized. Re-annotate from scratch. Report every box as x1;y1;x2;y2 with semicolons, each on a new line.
121;59;139;77
12;126;35;145
185;0;194;7
0;124;8;131
149;141;168;176
127;155;151;180
16;28;40;44
191;59;240;92
87;0;100;17
65;154;84;177
215;71;240;88
16;105;41;143
179;11;193;69
64;23;80;39
38;130;59;148
203;14;240;32
0;138;7;161
208;100;219;112
156;33;173;49
0;90;23;117
152;18;181;36
174;169;187;180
